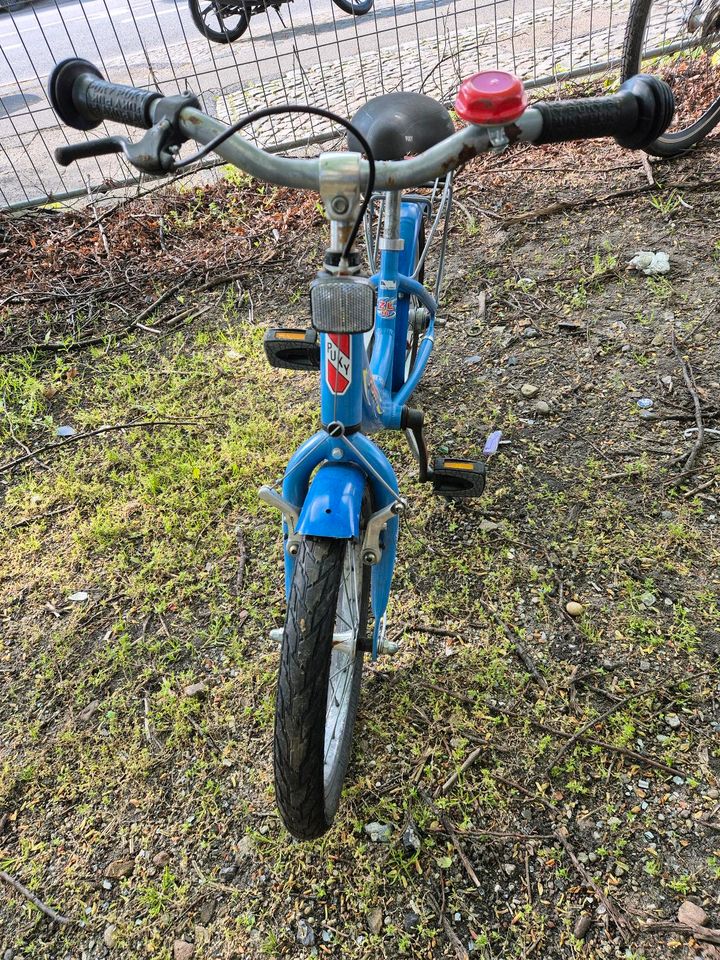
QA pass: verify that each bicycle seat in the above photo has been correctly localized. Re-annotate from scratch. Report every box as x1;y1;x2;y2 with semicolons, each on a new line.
347;91;455;161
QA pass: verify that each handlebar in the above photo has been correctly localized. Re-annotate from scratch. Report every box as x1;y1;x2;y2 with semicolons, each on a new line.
47;58;674;189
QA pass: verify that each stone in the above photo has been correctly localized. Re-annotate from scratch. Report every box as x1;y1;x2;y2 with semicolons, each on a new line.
364;822;392;843
198;901;216;925
152;851;171;868
520;383;539;398
173;941;195;960
502;863;517;877
640;592;656;607
101;879;112;890
533;400;550;414
401;822;421;855
678;900;708;927
78;700;100;723
236;835;253;859
639;661;651;672
367;908;383;935
403;911;420;932
566;601;584;618
296;920;315;947
573;915;592;939
666;714;681;730
479;519;500;532
104;859;135;880
103;926;117;949
523;327;540;339
219;864;238;881
184;682;208;699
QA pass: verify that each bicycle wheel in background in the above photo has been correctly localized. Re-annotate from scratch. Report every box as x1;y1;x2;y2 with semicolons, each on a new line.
622;0;720;155
331;0;374;16
188;0;249;43
274;519;370;839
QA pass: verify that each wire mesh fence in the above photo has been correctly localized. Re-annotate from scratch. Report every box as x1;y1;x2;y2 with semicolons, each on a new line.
0;0;635;211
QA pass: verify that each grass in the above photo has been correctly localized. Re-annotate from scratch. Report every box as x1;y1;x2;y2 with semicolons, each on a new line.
2;138;720;960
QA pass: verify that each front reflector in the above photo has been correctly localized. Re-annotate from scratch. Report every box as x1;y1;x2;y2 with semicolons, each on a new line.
310;274;375;334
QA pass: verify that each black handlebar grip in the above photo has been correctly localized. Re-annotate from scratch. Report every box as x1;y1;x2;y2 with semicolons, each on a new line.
49;58;161;131
534;75;674;151
55;137;124;167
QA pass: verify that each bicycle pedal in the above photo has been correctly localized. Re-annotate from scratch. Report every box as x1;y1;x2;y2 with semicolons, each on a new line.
432;458;486;499
263;328;320;371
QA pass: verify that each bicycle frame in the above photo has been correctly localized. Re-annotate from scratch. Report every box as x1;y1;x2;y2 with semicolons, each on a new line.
278;189;444;656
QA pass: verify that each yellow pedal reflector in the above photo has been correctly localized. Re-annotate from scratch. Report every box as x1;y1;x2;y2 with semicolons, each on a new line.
443;460;475;470
275;330;306;341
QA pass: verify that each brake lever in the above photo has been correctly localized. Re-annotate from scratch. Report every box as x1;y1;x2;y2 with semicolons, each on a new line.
54;92;201;174
55;136;127;166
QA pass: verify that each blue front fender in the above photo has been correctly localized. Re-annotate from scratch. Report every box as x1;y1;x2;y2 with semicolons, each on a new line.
296;463;366;540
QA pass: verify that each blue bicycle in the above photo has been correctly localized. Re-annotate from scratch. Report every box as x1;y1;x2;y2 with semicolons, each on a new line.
49;59;674;838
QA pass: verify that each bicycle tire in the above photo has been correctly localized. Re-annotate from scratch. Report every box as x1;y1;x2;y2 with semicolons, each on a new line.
621;0;720;155
188;0;249;43
274;526;370;839
331;0;373;15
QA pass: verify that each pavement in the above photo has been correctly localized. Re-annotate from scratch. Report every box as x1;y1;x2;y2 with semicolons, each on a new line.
0;0;632;208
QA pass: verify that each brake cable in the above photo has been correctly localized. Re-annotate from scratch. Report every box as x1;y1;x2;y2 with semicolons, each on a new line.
173;104;376;262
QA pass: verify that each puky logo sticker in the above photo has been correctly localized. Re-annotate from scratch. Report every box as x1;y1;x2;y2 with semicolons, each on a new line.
326;334;352;395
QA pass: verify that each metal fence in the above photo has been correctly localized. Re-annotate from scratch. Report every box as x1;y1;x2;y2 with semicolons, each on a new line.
0;0;633;211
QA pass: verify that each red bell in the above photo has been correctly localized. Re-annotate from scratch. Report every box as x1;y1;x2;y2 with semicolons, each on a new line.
455;71;527;125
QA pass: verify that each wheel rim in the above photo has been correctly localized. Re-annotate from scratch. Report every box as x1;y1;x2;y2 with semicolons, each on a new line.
635;0;720;137
323;539;362;807
197;0;246;39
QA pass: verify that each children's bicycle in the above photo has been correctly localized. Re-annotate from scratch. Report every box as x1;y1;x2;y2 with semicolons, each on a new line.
189;0;373;45
49;57;673;839
622;0;720;154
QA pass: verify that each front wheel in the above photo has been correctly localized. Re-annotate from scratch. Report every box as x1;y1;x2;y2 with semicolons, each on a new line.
274;531;370;839
188;0;249;43
621;0;720;155
331;0;374;16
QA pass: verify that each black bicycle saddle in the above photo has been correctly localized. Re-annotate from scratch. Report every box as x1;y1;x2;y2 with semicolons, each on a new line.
347;91;455;161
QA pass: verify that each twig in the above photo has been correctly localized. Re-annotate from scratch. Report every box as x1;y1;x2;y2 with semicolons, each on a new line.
641;154;655;187
473;601;547;689
0;869;72;925
669;330;705;486
551;680;668;766
411;624;463;640
0;418;204;475
426;892;470;960
236;526;246;596
417;788;481;889
187;716;222;755
502;176;720;225
552;830;633;942
683;476;717;499
6;505;74;531
637;920;720;947
437;746;485;797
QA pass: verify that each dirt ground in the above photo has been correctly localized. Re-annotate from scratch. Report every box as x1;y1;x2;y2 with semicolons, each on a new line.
0;114;719;960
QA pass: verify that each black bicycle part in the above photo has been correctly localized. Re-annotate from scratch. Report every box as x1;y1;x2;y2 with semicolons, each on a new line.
348;91;456;161
49;58;160;132
331;0;373;15
188;0;250;43
622;0;720;156
534;74;674;149
274;502;371;839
